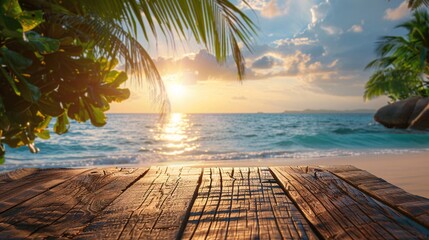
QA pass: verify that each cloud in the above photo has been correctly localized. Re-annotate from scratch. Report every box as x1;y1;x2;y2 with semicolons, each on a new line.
273;37;316;47
310;0;330;25
246;0;408;97
153;0;408;98
261;0;284;18
249;49;336;82
252;55;283;69
348;24;363;33
239;0;290;18
384;2;410;21
155;50;240;81
320;24;343;35
301;70;370;96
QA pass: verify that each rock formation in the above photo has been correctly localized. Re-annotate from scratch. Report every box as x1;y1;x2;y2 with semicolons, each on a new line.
374;96;429;130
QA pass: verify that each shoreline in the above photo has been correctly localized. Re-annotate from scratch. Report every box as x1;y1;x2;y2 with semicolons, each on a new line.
150;151;429;198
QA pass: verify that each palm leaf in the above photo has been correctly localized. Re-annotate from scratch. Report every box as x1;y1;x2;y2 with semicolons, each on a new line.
408;0;429;9
57;0;257;80
41;0;257;111
140;0;257;79
364;69;424;101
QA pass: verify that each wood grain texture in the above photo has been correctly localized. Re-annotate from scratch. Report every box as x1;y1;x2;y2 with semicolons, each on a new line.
0;168;89;214
0;168;147;239
0;166;427;240
182;167;318;240
0;168;39;183
322;165;429;229
271;166;429;240
75;166;202;240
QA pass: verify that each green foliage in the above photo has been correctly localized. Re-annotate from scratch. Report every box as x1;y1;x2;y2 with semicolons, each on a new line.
0;0;256;162
365;11;429;101
0;0;136;160
407;0;429;9
364;69;426;101
389;1;429;10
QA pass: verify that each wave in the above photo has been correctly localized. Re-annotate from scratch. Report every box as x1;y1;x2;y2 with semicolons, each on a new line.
160;148;429;162
242;134;258;138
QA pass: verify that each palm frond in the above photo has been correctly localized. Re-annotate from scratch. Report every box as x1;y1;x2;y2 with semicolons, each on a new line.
138;0;257;79
408;0;429;9
61;0;257;80
364;69;424;101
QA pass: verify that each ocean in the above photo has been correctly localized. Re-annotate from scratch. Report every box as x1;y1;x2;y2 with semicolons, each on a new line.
2;113;429;171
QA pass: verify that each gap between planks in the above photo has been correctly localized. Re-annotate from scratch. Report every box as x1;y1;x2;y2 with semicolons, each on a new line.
270;166;429;240
0;166;428;240
322;165;429;229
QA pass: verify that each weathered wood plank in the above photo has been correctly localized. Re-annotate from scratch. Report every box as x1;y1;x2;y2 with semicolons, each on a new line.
0;168;38;183
271;166;429;240
75;167;201;240
0;168;147;239
0;168;89;214
182;167;318;239
323;165;429;229
34;168;148;238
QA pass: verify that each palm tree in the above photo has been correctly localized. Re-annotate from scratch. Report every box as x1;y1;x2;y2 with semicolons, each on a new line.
364;11;429;101
23;0;257;109
407;0;429;9
0;0;257;162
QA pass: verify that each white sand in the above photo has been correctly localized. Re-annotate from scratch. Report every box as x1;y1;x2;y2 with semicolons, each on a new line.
152;152;429;198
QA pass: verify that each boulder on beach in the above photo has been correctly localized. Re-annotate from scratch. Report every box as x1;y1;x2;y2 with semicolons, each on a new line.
374;96;429;130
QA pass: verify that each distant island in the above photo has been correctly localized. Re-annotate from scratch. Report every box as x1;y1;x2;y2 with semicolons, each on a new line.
282;109;376;114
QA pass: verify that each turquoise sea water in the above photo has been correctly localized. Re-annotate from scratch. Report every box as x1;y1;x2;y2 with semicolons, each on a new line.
2;113;429;171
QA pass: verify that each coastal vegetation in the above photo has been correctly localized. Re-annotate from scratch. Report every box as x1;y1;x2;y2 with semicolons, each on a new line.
365;10;429;101
405;0;429;9
0;0;256;163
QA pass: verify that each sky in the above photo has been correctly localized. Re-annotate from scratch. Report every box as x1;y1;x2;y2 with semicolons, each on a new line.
109;0;413;113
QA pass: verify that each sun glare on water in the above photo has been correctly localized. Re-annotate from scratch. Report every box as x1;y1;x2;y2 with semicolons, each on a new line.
154;113;199;156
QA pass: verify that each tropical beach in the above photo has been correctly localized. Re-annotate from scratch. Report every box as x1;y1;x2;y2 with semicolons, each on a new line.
1;0;429;239
2;113;429;198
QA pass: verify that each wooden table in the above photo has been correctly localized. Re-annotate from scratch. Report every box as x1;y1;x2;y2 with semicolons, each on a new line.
0;166;427;239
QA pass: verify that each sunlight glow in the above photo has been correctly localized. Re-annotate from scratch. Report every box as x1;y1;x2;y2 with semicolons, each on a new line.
167;83;186;99
155;113;199;156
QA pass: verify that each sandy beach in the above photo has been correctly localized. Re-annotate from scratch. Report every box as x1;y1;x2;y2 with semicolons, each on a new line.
154;152;429;198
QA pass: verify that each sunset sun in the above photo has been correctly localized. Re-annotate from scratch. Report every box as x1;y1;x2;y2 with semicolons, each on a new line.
167;82;186;99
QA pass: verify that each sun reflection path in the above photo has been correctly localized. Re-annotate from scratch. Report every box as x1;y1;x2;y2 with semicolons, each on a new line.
154;113;199;156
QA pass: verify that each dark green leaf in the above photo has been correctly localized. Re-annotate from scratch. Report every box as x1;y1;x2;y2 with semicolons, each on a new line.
0;66;20;96
18;10;44;31
102;88;130;102
0;14;23;38
54;114;69;134
0;48;32;70
84;101;106;127
67;100;90;122
0;97;10;130
38;96;64;116
17;78;41;103
37;115;52;130
106;71;128;87
0;0;22;17
26;32;60;54
36;130;50;139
